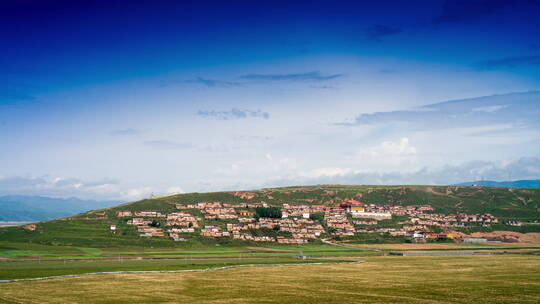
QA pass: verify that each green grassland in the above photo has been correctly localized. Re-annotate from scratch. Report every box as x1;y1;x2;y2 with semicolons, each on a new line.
0;241;379;279
0;242;375;260
0;185;539;250
0;255;539;303
0;257;351;281
0;240;377;281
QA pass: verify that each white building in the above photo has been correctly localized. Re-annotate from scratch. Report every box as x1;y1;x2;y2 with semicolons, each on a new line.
351;211;391;219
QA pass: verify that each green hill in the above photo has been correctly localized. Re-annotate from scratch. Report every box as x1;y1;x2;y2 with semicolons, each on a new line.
1;185;539;248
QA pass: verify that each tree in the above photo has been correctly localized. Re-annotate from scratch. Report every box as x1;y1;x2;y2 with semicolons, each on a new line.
255;207;282;219
309;212;324;222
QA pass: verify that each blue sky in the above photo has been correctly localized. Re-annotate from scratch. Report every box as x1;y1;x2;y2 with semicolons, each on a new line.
1;0;540;200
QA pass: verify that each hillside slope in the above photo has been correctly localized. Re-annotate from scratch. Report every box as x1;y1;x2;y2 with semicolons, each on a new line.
1;185;539;248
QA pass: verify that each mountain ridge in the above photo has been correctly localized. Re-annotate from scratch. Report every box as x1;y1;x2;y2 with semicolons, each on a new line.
454;179;540;188
0;195;121;222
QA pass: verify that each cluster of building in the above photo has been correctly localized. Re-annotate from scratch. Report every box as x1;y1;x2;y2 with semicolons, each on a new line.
124;217;166;237
230;191;256;200
117;211;166;218
127;217;151;225
281;203;324;218
115;197;501;242
203;206;237;220
222;217;324;243
338;200;499;239
176;201;263;220
324;208;356;237
176;201;268;210
410;213;498;227
323;200;501;239
164;212;199;240
200;225;231;237
363;204;433;217
137;225;164;237
166;212;199;227
231;233;275;242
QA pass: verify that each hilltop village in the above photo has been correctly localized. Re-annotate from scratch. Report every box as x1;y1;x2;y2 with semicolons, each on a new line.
115;192;500;244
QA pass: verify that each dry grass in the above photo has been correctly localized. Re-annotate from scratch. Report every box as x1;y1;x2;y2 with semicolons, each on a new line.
1;255;539;304
347;242;540;250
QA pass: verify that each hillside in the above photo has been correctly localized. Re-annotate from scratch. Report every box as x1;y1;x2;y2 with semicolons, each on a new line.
1;185;539;248
0;195;121;222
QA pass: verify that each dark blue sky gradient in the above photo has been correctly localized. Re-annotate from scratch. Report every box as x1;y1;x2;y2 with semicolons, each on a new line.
2;0;539;96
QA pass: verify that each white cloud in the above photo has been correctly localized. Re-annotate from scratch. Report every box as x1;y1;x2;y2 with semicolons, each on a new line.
0;176;185;201
302;167;354;178
362;137;416;158
343;91;540;131
471;105;507;113
265;153;297;171
119;187;154;201
262;156;540;187
2;156;539;201
143;140;193;150
165;187;184;195
197;108;270;120
342;138;418;170
110;128;142;136
216;154;298;176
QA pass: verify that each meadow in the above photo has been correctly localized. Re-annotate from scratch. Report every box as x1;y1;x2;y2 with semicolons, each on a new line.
3;240;540;281
1;255;539;303
0;242;375;258
0;257;345;281
349;242;540;251
0;242;377;280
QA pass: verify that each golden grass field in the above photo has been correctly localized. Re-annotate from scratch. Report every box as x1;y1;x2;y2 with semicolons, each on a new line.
350;242;540;250
1;255;539;303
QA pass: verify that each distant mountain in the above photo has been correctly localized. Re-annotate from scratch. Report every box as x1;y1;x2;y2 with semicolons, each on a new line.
0;195;122;222
454;179;540;188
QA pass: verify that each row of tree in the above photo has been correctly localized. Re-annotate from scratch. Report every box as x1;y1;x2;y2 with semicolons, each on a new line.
255;206;282;219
